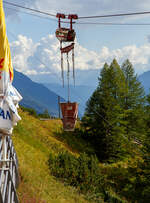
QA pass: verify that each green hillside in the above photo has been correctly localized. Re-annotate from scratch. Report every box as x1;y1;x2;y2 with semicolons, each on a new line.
13;110;89;203
12;107;149;203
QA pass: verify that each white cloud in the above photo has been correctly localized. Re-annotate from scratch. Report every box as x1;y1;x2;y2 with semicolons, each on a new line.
10;33;150;79
10;35;37;73
98;44;150;74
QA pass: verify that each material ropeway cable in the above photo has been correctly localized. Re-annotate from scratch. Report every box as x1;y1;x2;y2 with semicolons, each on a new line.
78;11;150;19
3;1;56;17
75;22;150;26
5;5;150;26
4;1;150;22
4;5;57;22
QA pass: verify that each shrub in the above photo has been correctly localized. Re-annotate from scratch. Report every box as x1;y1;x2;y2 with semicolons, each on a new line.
38;109;50;119
48;152;125;202
20;106;38;117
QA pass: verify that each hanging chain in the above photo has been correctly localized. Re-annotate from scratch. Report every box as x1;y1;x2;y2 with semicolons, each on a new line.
67;53;70;102
72;47;75;87
60;41;64;87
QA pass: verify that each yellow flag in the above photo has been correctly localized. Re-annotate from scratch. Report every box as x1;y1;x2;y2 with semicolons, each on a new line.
0;0;13;82
0;0;22;135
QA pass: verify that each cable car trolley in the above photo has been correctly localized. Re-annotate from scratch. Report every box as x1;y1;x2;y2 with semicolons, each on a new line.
56;13;78;87
56;13;79;131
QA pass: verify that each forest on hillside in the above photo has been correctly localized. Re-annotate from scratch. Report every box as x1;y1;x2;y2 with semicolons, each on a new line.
49;59;150;202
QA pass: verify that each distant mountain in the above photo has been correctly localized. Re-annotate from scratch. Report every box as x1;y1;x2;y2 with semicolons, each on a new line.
43;83;96;115
13;68;150;117
13;70;65;116
42;69;150;115
29;69;99;116
30;69;100;87
139;71;150;94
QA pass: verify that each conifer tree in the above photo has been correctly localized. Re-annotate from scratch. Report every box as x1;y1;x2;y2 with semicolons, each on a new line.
82;59;127;161
136;93;150;202
121;59;146;141
144;93;150;133
134;121;150;202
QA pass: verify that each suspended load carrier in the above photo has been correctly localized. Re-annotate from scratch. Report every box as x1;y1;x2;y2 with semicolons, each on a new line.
56;13;78;131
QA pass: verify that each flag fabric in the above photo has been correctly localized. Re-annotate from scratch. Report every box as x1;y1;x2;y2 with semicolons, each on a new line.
0;0;22;135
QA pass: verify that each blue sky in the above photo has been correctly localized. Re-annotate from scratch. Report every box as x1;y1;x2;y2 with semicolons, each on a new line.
3;0;150;85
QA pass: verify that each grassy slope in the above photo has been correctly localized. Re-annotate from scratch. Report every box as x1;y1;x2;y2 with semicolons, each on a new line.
13;110;89;203
12;110;142;203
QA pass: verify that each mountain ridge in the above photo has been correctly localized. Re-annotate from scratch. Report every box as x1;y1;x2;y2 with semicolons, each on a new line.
138;70;150;94
13;70;65;116
43;83;96;115
12;69;150;117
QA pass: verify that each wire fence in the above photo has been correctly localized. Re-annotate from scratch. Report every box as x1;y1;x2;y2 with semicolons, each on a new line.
0;135;19;203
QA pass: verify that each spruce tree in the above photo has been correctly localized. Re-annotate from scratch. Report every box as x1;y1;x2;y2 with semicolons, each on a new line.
133;122;150;202
121;59;146;141
141;131;150;202
136;93;150;202
144;93;150;133
82;59;127;161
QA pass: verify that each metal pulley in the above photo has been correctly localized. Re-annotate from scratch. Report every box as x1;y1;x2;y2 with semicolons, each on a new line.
55;13;77;42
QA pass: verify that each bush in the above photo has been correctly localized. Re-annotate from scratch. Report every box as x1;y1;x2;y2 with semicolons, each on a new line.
48;152;125;202
20;106;38;117
38;109;50;119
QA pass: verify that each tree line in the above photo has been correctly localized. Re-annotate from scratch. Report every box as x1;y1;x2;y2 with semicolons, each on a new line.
82;58;149;162
80;59;150;201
